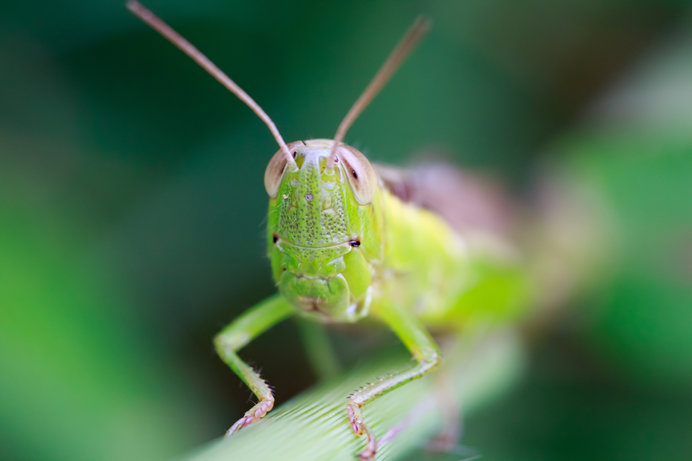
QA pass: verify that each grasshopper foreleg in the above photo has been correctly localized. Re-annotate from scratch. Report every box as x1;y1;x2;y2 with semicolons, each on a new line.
214;294;294;435
347;300;441;460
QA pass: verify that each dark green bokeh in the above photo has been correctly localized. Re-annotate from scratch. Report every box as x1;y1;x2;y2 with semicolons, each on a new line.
1;1;691;460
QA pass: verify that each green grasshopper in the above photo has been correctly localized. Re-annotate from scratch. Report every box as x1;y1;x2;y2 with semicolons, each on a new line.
129;2;531;458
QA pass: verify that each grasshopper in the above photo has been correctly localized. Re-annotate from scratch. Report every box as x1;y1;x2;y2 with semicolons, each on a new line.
129;2;532;458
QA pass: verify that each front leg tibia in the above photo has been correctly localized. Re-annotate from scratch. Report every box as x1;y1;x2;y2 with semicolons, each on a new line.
346;298;441;459
214;295;293;435
215;342;275;436
346;357;440;448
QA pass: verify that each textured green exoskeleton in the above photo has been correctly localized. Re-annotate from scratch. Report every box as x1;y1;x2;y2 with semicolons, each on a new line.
128;3;532;459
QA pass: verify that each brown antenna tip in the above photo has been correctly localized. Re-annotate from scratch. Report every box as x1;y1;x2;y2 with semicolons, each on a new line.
327;16;431;168
126;1;295;164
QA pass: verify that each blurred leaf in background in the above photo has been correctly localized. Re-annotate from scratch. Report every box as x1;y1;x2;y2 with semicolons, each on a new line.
1;1;691;460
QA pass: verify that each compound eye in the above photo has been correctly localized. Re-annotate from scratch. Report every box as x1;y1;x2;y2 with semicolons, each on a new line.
337;146;377;204
264;147;296;197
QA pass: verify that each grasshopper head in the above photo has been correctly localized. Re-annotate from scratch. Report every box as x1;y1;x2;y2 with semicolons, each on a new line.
264;139;383;322
128;0;427;320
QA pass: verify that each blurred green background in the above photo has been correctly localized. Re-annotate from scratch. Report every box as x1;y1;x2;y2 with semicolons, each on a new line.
1;1;691;460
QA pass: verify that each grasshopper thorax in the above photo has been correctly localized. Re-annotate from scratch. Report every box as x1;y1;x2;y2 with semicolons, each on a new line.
265;140;382;322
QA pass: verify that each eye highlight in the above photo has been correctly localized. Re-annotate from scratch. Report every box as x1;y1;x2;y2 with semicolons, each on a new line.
337;146;377;204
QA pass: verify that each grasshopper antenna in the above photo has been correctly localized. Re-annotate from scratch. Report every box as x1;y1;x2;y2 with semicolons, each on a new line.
327;17;430;168
127;1;295;165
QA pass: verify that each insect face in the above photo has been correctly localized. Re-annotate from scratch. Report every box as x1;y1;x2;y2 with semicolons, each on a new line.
265;140;381;322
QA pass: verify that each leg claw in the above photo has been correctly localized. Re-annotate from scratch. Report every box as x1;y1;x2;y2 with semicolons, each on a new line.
225;398;274;437
357;448;376;461
348;403;377;460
